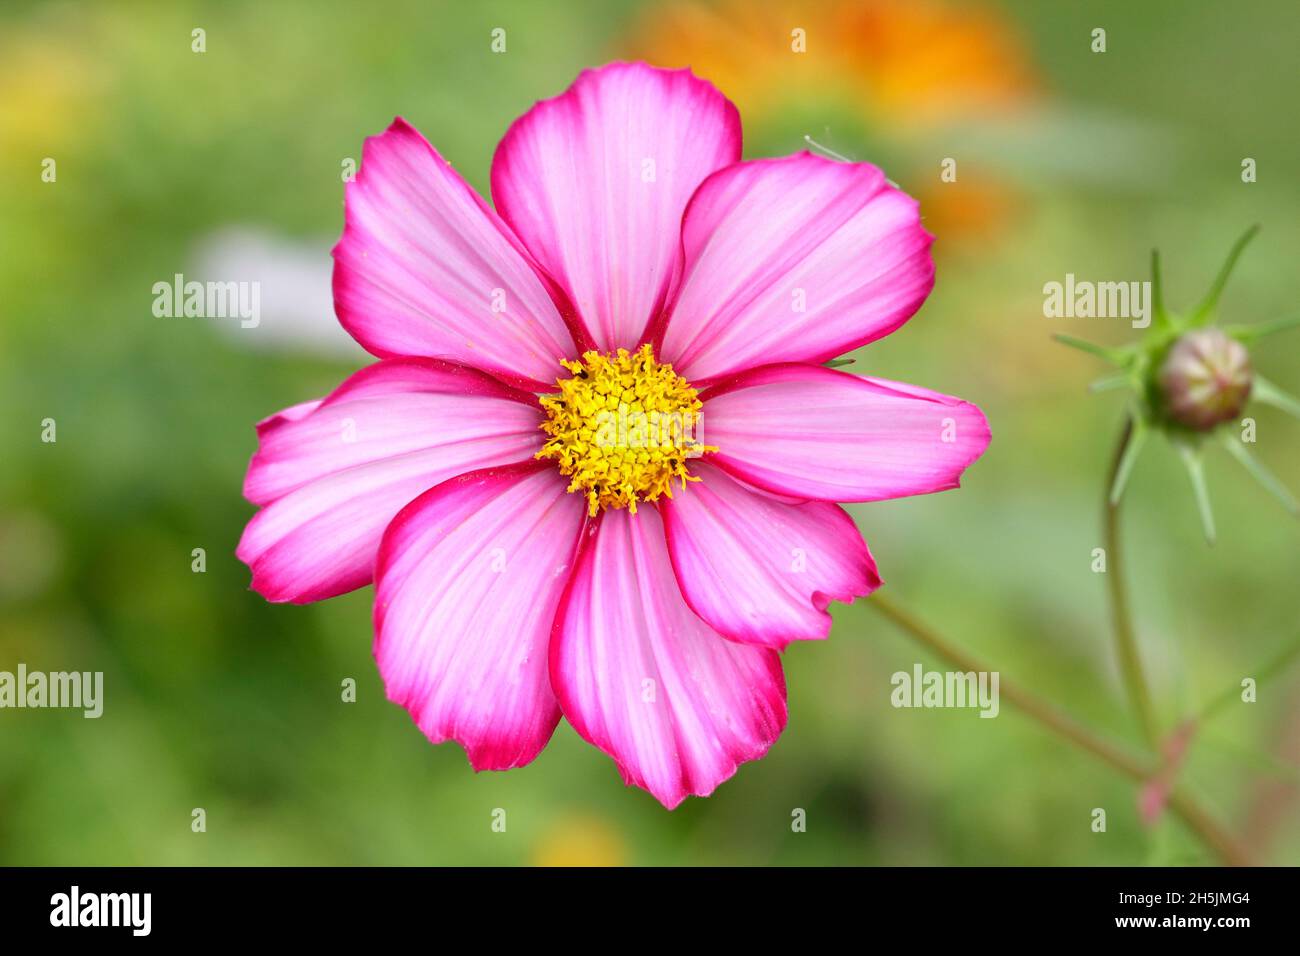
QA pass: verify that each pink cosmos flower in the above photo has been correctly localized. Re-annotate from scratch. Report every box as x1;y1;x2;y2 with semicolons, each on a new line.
237;62;990;808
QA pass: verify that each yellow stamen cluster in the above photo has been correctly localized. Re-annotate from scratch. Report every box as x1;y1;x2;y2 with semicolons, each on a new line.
537;345;715;516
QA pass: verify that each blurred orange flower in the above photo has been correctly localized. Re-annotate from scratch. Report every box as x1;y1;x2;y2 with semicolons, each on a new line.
622;0;1038;244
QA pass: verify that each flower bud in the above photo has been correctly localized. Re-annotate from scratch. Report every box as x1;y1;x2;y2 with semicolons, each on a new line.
1157;328;1252;431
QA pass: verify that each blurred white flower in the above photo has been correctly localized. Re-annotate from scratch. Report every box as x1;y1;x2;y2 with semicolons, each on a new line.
191;226;366;359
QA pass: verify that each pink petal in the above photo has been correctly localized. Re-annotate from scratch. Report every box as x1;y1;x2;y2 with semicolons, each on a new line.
492;62;741;352
244;359;540;506
255;398;323;438
374;462;584;771
660;462;880;649
551;507;787;808
333;118;578;390
237;360;544;603
654;153;934;384
701;363;990;502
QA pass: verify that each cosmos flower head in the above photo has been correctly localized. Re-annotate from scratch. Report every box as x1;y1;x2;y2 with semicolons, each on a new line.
1057;227;1300;542
238;62;990;807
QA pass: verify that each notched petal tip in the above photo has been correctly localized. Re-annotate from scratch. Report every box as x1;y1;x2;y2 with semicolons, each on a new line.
490;59;743;353
373;464;579;777
661;156;934;382
552;508;787;809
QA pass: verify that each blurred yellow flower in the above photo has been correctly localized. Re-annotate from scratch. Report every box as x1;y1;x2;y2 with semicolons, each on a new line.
531;814;627;867
0;18;108;172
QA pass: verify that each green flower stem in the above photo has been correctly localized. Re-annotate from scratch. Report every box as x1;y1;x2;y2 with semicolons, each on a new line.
1105;416;1162;745
868;592;1147;777
1163;792;1251;867
867;592;1250;866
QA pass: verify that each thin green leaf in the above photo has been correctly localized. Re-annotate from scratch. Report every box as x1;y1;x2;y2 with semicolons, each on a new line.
823;358;855;368
1200;734;1300;784
1199;634;1300;723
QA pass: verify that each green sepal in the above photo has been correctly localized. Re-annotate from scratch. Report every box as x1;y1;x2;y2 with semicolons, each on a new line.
1174;439;1216;544
1220;431;1298;515
1224;314;1300;342
1189;225;1260;326
1253;376;1300;420
1052;333;1129;365
1110;415;1149;504
1150;248;1171;328
1089;371;1134;393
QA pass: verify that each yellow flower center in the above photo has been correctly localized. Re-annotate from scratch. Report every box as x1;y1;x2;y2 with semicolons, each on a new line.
537;345;715;516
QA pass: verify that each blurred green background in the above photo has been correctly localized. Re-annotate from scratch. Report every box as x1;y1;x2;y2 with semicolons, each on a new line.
1;0;1297;866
